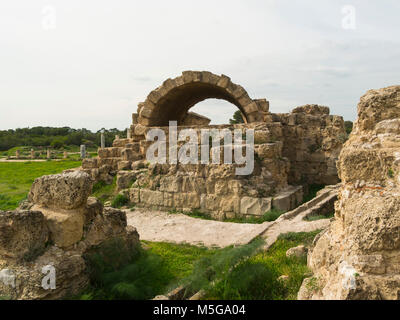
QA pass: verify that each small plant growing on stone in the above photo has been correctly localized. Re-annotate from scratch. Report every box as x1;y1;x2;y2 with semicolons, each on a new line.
306;276;321;293
111;194;129;208
388;168;394;178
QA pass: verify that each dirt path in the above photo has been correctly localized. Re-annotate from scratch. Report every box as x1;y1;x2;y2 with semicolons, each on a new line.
126;209;272;248
126;185;338;249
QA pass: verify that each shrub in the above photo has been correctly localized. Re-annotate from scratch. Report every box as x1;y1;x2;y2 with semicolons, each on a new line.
263;209;284;222
111;194;129;208
81;238;171;300
50;138;66;149
302;184;325;203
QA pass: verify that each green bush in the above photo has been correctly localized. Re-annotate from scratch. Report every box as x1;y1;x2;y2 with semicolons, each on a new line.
263;209;284;222
302;184;325;203
111;194;129;208
50;138;65;149
91;177;117;204
77;240;215;300
81;239;171;300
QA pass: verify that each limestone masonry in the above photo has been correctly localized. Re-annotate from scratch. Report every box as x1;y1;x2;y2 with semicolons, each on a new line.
0;171;139;299
298;85;400;300
82;71;346;219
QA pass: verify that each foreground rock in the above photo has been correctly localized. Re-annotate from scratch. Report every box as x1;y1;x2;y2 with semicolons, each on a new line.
298;85;400;300
0;171;140;300
286;245;307;259
28;171;93;210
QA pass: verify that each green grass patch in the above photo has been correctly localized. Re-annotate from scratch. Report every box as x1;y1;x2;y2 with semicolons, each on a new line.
111;194;129;208
302;184;325;204
169;208;285;224
224;209;284;224
74;240;217;300
181;238;265;298
91;177;117;204
0;160;81;210
72;231;320;300
201;231;321;300
304;212;334;221
168;208;213;221
144;241;218;281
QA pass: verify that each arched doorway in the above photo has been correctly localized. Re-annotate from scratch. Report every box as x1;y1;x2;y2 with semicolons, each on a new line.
136;71;268;127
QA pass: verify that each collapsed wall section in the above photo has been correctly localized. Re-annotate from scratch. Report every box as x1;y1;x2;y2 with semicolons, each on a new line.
270;105;345;185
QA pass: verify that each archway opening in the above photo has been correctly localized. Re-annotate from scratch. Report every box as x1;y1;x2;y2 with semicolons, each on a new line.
189;99;245;125
136;71;265;127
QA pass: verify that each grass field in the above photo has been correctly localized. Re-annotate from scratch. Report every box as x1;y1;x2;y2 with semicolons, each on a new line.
75;241;218;300
75;231;318;300
0;160;81;210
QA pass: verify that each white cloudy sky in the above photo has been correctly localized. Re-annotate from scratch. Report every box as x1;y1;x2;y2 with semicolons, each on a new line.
0;0;399;131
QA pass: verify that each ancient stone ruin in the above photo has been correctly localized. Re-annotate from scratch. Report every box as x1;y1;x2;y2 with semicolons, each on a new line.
0;171;139;299
298;85;400;300
82;71;346;219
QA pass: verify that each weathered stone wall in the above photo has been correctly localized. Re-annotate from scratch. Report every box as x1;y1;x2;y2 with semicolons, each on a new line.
0;171;140;300
82;71;346;219
271;105;345;185
298;85;400;300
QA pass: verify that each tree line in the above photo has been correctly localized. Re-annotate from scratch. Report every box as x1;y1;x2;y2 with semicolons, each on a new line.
0;127;127;151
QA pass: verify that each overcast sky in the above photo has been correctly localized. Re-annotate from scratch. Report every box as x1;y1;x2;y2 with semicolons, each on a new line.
0;0;399;131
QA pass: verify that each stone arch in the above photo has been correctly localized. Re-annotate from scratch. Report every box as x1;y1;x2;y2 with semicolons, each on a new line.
136;71;268;127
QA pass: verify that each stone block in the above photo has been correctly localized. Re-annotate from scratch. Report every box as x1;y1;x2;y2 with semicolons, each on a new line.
117;171;138;190
163;192;174;207
28;171;92;210
129;188;140;203
82;158;98;169
0;210;49;260
220;196;240;214
140;189;163;206
272;186;303;212
117;161;132;171
33;205;84;248
240;197;272;216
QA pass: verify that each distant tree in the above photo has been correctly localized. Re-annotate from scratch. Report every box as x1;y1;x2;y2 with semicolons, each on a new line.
229;110;245;124
0;126;126;151
50;138;65;149
344;121;353;135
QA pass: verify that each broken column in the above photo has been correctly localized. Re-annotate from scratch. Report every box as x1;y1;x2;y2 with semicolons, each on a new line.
100;130;105;149
80;145;86;159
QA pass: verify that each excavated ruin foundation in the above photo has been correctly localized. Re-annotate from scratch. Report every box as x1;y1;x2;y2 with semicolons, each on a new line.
82;71;346;219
